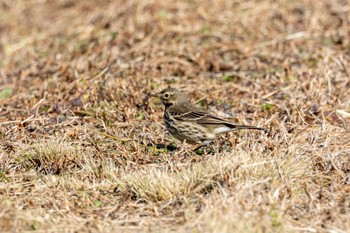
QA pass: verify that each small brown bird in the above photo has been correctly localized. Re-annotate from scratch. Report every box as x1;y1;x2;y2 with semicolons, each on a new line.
158;87;264;145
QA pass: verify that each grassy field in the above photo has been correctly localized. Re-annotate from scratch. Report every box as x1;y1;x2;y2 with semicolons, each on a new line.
1;0;350;232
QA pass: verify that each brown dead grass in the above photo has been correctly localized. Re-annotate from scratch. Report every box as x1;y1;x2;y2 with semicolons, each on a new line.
1;0;350;232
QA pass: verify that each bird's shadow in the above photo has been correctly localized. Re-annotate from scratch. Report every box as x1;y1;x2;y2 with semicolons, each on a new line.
155;143;216;155
155;144;178;152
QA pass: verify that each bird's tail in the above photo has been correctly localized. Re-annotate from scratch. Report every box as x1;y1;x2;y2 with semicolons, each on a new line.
226;123;265;131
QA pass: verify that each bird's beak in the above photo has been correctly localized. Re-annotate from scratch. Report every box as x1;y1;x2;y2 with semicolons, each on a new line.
154;93;163;98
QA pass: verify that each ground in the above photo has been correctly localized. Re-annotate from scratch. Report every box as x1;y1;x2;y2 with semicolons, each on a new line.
1;0;350;232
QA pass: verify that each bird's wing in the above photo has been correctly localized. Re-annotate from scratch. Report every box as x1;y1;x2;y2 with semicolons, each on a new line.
169;103;265;131
170;104;228;124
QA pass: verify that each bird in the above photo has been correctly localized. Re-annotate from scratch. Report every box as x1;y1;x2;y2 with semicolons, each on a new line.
158;87;264;146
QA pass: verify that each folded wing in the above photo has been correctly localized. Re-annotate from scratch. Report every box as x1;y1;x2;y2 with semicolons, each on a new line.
170;103;264;131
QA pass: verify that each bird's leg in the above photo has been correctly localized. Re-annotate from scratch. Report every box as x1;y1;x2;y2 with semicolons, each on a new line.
176;141;200;157
179;140;198;153
178;140;188;153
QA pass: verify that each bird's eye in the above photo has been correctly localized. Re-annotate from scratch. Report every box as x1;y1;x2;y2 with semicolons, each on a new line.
163;93;170;98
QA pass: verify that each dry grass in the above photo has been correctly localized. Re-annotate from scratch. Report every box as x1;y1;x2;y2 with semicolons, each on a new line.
1;0;350;232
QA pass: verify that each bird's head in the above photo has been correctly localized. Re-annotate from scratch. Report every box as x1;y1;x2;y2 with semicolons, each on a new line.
158;87;187;107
